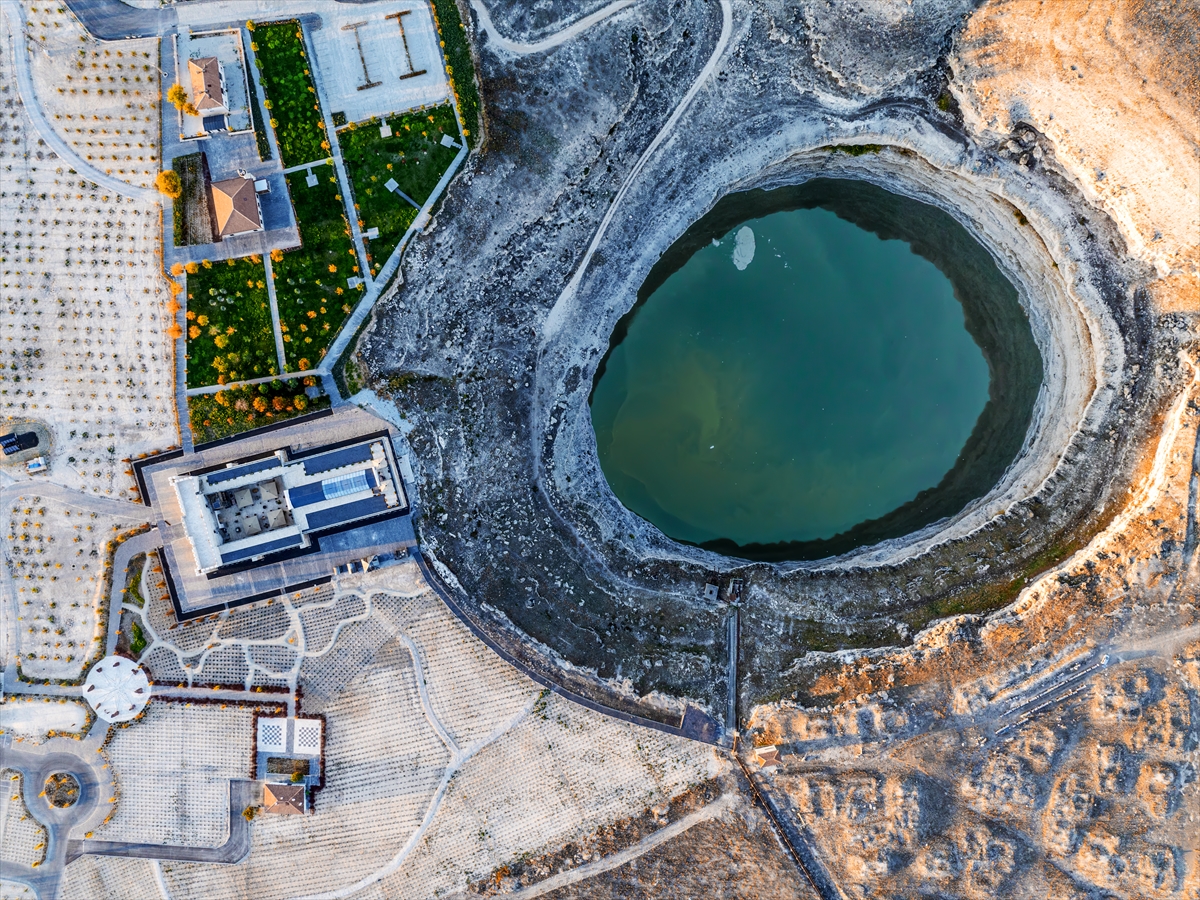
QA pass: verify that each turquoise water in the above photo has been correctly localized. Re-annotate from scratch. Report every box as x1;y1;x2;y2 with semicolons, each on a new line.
591;202;995;551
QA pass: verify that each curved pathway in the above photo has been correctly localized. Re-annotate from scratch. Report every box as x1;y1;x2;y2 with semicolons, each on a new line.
413;550;719;743
0;478;151;522
1;0;156;203
296;695;538;900
103;528;163;657
62;0;176;40
506;793;736;899
65;780;255;866
469;0;636;55
0;742;113;900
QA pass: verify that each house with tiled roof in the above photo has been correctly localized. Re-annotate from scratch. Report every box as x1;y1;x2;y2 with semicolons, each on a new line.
262;782;306;816
210;176;263;239
188;56;227;112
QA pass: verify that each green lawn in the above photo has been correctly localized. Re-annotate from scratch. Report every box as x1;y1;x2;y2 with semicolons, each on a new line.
339;104;460;274
430;0;480;148
251;20;327;167
274;171;362;371
190;380;329;444
185;258;277;388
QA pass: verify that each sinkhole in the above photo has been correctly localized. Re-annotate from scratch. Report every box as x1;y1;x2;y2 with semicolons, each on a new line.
590;178;1044;561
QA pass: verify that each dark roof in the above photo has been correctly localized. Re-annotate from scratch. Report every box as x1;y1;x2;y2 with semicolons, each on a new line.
287;481;327;508
303;495;389;531
219;532;305;565
206;456;280;486
211;177;262;237
288;469;378;509
756;746;783;768
263;783;305;815
188;56;224;111
301;444;373;477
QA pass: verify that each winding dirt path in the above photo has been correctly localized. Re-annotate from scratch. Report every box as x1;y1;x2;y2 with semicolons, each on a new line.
540;0;734;342
468;0;636;56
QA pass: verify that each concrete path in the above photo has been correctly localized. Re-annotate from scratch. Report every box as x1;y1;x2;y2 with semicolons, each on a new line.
0;672;81;697
66;779;255;865
301;25;375;294
320;140;468;380
63;0;176;40
0;740;114;900
2;0;156;203
0;478;151;521
726;607;738;737
282;158;333;176
185;370;321;396
469;0;636;56
263;254;288;375
736;753;844;900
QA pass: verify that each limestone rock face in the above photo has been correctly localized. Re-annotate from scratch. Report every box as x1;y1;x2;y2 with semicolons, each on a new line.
785;0;978;99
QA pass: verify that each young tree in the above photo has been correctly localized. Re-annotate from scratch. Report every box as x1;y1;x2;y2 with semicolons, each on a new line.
155;170;182;198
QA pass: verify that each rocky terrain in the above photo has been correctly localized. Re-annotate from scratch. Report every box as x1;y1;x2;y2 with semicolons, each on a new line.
351;0;1198;894
360;0;1197;727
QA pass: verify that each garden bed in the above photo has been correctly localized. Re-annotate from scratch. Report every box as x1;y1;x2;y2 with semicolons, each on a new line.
339;104;460;274
184;257;278;388
250;20;328;167
430;0;480;148
274;171;362;371
189;380;329;444
172;152;214;247
244;41;274;162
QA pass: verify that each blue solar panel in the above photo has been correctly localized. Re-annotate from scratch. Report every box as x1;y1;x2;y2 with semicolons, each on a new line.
301;444;373;477
206;457;280;485
219;532;304;565
303;495;389;531
287;482;327;508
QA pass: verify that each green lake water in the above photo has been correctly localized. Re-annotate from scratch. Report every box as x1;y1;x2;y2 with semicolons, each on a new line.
591;180;1040;560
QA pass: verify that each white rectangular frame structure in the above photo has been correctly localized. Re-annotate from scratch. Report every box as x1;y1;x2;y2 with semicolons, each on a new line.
292;719;323;757
257;717;288;754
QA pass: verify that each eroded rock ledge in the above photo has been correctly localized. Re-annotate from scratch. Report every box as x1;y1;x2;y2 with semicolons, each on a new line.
360;0;1195;724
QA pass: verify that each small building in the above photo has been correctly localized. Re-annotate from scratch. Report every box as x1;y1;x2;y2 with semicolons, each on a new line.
755;745;782;773
262;783;306;816
188;56;227;113
210;176;263;239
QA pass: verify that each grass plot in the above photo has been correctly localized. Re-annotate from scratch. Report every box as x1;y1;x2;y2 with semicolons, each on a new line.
274;172;361;371
251;21;328;168
340;104;459;273
184;258;277;387
189;380;329;445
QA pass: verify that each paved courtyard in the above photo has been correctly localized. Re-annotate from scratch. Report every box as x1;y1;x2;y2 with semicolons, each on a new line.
307;5;450;125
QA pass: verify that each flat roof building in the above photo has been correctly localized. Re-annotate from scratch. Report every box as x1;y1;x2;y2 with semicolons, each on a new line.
172;436;406;576
211;176;263;238
188;56;226;112
136;407;415;620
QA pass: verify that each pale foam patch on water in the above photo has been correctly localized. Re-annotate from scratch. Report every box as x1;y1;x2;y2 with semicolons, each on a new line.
732;225;755;270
